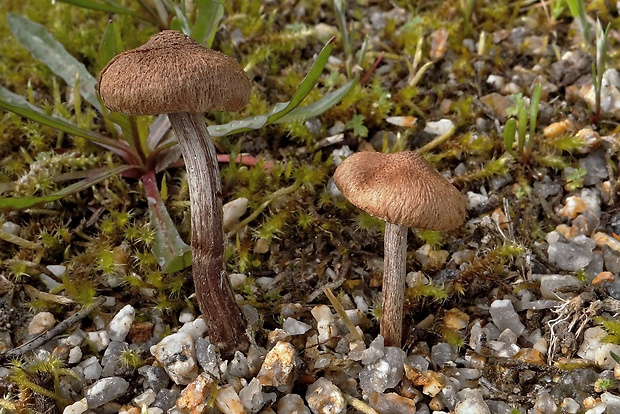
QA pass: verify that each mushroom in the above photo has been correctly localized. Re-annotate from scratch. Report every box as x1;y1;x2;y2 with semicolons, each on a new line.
333;151;466;346
98;30;252;353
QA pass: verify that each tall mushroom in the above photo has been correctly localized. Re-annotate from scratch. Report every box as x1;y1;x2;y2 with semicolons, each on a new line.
333;151;466;347
98;30;251;353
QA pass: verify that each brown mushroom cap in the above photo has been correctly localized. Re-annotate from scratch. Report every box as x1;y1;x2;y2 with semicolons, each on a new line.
98;30;251;115
333;151;466;231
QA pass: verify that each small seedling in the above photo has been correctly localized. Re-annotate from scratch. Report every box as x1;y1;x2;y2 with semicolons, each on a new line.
503;83;542;163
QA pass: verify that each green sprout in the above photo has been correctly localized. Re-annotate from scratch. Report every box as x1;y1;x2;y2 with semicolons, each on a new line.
503;83;542;163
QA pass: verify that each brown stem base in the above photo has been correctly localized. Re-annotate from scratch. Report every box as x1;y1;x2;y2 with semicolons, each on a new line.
169;112;248;355
381;222;407;347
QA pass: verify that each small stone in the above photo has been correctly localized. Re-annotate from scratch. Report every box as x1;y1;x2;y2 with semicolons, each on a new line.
455;388;491;414
424;119;454;135
150;332;198;385
369;391;417;414
176;373;217;414
433;341;458;369
489;299;525;337
63;398;88;414
277;394;310;414
79;356;103;381
87;330;110;352
310;305;338;348
539;274;583;300
256;341;297;393
480;93;513;119
178;317;208;341
133;389;157;408
107;304;135;342
359;346;406;395
138;365;170;393
68;346;82;365
239;377;274;413
229;273;247;290
215;385;246;414
28;312;56;335
547;235;596;272
561;398;581;414
85;377;129;408
223;197;248;231
593;232;620;252
422;370;445;397
305;377;346;414
283;317;312;335
557;196;589;219
533;390;557;414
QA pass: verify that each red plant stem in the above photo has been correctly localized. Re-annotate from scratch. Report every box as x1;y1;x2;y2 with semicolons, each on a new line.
381;222;407;347
168;112;248;355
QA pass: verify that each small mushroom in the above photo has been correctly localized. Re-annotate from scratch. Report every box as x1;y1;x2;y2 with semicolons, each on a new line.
333;151;466;346
98;30;252;354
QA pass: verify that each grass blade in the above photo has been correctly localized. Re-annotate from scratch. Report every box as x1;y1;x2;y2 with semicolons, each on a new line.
275;79;358;124
503;118;517;158
53;0;146;19
0;86;137;163
529;83;542;143
7;14;102;112
99;19;124;70
209;38;337;136
192;0;224;46
0;165;134;210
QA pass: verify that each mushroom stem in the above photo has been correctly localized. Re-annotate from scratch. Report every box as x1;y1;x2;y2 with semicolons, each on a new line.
168;112;248;354
381;222;408;347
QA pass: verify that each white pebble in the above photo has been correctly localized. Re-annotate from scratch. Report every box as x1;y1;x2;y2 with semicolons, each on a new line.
86;330;110;352
229;273;247;290
223;197;248;231
424;119;454;135
178;317;208;340
150;332;198;385
62;397;88;414
68;346;82;364
306;377;346;414
107;304;135;342
28;312;55;335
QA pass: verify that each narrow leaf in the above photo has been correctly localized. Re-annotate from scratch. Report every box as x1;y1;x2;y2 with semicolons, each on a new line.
0;86;138;163
192;0;224;46
99;19;124;70
53;0;145;19
209;38;336;137
0;165;134;210
142;171;192;273
517;105;527;151
275;79;358;124
7;14;102;112
503;118;517;158
529;83;542;140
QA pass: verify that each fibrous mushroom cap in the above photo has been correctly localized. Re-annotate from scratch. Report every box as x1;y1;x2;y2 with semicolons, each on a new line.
98;30;251;115
333;151;466;231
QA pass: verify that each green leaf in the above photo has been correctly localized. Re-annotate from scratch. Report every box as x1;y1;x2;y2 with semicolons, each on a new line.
517;105;527;151
275;79;358;124
167;0;192;35
142;171;192;273
529;83;542;141
503;118;517;158
53;0;146;19
192;0;224;46
209;38;337;137
7;14;102;112
0;86;137;162
99;19;124;70
0;165;134;210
